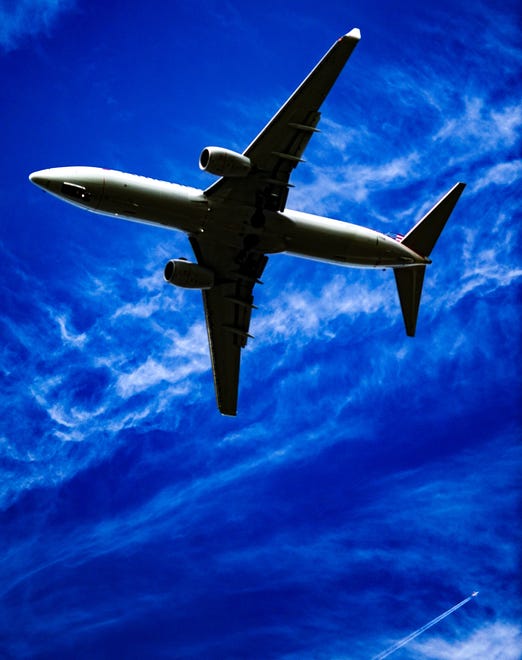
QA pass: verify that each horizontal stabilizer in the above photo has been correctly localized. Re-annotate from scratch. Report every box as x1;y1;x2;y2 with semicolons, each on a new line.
394;266;426;337
401;182;466;258
395;182;465;336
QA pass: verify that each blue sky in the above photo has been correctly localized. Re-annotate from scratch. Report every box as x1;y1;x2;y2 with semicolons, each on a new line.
1;0;521;658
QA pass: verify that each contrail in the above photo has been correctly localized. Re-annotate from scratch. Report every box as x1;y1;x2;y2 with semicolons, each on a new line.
372;591;479;660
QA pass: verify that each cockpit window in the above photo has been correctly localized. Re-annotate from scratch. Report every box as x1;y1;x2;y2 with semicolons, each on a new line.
61;182;92;202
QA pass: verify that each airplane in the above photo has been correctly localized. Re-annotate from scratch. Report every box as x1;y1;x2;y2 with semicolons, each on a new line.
29;28;465;416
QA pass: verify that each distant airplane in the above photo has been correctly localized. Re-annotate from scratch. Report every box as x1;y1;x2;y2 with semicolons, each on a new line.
29;29;465;416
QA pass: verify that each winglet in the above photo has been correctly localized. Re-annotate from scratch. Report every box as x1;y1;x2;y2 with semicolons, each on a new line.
344;28;361;41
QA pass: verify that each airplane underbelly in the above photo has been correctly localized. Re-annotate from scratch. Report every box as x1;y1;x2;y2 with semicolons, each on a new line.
280;210;415;267
98;183;205;233
282;215;380;267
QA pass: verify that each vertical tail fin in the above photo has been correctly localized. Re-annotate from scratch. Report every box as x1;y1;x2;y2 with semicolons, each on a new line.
394;182;466;336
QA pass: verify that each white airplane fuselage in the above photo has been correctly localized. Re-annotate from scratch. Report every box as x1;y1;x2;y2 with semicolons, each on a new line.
30;166;428;269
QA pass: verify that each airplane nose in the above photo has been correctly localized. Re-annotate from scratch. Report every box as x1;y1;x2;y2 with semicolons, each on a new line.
29;169;62;194
29;170;50;190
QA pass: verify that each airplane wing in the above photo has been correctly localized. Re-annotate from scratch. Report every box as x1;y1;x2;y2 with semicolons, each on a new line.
190;236;267;416
193;30;361;414
205;28;361;212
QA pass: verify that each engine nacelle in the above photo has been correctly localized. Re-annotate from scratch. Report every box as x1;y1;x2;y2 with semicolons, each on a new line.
199;146;252;177
164;259;214;289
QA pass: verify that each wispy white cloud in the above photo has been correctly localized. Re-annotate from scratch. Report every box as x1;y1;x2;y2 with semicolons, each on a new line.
442;207;522;308
290;152;420;213
433;98;522;159
413;621;522;660
290;92;521;224
115;349;208;399
0;435;306;598
255;272;393;345
0;230;220;506
55;313;87;347
360;438;522;588
111;295;162;320
0;0;74;51
471;159;522;192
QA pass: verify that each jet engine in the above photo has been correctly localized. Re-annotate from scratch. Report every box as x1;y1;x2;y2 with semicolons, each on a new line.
199;147;252;177
164;259;214;289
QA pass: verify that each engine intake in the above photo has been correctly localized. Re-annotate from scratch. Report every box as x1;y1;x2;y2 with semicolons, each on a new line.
164;259;214;289
199;146;252;177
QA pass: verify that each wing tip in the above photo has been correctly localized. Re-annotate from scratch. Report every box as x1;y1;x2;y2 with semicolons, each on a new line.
219;408;237;417
344;27;361;41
